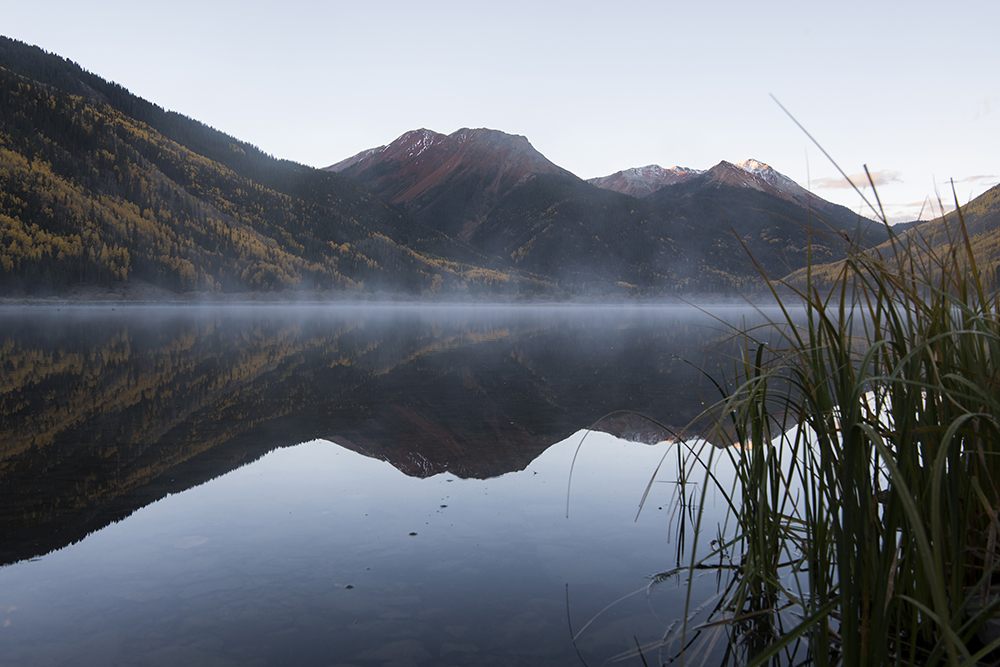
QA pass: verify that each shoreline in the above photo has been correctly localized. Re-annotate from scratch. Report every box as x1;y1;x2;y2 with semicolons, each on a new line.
0;294;781;308
0;283;781;309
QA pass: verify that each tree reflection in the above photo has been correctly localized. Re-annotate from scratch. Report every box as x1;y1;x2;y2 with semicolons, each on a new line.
0;305;757;565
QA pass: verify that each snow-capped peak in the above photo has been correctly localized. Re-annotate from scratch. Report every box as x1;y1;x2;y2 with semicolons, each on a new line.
736;158;771;173
586;164;704;197
735;158;802;191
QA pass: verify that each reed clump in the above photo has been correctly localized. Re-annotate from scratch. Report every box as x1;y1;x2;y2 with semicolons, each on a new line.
683;204;1000;666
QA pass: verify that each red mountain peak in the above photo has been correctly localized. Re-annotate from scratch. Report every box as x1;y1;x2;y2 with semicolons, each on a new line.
327;128;573;205
325;128;578;240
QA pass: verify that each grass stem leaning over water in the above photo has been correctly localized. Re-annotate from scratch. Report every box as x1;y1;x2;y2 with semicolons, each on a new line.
677;188;1000;666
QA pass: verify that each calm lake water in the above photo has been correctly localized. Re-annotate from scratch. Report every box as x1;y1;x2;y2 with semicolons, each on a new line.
0;303;777;666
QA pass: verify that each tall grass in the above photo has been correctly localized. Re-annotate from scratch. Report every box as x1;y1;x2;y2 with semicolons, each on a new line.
678;200;1000;665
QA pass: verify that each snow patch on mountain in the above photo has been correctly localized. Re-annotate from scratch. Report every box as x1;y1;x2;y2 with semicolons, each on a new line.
403;129;440;158
666;165;703;174
587;164;704;197
627;164;703;179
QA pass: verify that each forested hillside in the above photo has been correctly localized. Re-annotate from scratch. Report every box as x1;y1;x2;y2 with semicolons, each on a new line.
780;184;1000;290
0;37;545;297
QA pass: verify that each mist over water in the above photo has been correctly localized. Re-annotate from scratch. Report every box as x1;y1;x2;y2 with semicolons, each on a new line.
0;303;781;666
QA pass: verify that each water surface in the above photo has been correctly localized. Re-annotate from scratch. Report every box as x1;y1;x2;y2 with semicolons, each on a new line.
0;304;771;666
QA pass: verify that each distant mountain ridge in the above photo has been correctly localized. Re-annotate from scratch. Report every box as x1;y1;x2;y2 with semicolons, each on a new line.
590;158;850;217
586;165;702;198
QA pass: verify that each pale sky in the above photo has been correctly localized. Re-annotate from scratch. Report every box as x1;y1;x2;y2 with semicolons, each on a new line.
4;0;998;223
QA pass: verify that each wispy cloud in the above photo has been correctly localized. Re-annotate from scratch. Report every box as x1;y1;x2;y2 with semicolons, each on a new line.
956;174;999;184
811;169;903;190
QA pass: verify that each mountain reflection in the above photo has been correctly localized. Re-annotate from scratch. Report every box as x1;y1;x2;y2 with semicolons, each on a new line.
0;305;750;566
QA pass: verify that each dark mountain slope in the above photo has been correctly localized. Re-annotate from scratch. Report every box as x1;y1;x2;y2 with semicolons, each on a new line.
471;172;696;289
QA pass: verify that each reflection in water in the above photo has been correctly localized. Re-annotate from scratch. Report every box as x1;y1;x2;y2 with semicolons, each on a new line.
0;304;778;665
1;434;733;666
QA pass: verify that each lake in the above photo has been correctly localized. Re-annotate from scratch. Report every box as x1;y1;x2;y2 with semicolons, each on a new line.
0;303;774;666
